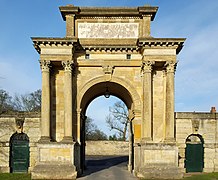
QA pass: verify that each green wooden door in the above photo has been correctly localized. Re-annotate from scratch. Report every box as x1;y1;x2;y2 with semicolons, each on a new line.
185;143;203;172
10;133;29;173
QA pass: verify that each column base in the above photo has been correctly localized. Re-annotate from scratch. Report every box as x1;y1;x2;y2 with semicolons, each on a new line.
61;136;74;144
38;136;50;143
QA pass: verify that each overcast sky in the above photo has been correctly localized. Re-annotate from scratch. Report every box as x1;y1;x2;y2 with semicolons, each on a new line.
0;0;218;135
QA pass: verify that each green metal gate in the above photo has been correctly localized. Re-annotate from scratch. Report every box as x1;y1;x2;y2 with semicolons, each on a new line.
10;133;29;173
185;134;204;173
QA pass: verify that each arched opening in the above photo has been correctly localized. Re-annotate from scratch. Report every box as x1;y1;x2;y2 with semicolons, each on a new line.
185;134;204;173
9;132;30;173
79;81;135;174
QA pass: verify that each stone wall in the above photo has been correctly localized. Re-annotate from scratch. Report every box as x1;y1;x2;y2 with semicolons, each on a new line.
176;112;218;173
0;113;40;172
1;112;218;174
85;141;129;156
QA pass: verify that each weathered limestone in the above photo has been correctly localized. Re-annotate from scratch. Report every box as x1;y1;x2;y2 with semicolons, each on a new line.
31;143;77;179
1;111;218;177
141;60;154;141
62;61;74;142
39;60;51;142
0;113;40;172
165;61;177;141
30;5;186;179
85;141;129;156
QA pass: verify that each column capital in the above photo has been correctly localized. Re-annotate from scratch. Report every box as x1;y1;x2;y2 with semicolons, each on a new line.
62;60;74;72
141;60;155;73
165;61;177;73
39;60;51;72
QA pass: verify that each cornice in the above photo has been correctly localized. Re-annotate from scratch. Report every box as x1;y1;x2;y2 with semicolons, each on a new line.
76;38;139;53
31;37;78;54
138;38;186;54
80;46;139;53
59;5;158;21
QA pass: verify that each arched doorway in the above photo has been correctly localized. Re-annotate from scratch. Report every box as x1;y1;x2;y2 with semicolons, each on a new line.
185;134;204;173
10;132;30;173
79;81;136;172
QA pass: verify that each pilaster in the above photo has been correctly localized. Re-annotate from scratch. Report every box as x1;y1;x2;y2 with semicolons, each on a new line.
62;61;74;143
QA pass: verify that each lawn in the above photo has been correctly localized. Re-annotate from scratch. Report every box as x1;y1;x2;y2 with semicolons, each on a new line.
0;173;31;180
0;172;218;180
184;172;218;180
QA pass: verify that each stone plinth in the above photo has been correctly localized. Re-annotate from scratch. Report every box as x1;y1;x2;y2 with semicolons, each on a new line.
31;142;77;179
136;143;183;179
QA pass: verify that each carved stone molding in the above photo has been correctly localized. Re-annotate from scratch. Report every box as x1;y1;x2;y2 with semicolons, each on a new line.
192;119;200;133
102;65;114;75
62;61;74;72
141;60;154;73
165;61;177;74
39;60;51;72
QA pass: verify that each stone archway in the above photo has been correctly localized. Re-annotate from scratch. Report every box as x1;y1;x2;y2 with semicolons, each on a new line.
31;5;185;180
78;78;138;172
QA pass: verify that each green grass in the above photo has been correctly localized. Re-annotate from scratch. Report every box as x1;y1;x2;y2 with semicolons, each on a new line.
0;173;31;180
0;172;218;180
184;172;218;180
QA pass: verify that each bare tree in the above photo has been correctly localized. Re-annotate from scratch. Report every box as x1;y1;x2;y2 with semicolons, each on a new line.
106;101;128;141
85;117;107;140
13;89;41;112
0;89;13;114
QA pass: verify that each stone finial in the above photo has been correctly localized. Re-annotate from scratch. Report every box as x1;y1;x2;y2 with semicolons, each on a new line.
192;119;200;133
210;107;216;113
15;118;24;133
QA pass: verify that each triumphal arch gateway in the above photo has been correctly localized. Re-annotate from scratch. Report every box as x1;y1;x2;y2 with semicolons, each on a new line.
31;5;185;179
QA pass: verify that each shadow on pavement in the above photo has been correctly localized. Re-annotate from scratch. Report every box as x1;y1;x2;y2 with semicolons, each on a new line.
79;155;128;177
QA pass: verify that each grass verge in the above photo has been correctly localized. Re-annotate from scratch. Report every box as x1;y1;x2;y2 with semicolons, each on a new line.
184;172;218;180
0;173;31;180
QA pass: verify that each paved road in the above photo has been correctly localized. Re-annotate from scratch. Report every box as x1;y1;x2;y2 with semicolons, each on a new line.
78;156;138;180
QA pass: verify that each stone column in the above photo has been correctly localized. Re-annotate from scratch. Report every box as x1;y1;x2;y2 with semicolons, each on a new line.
165;61;177;141
142;61;154;141
39;60;51;142
66;14;75;37
62;61;74;142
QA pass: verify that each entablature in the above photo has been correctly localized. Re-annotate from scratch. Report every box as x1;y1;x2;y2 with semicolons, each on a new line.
60;5;158;20
31;37;78;54
138;38;186;54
